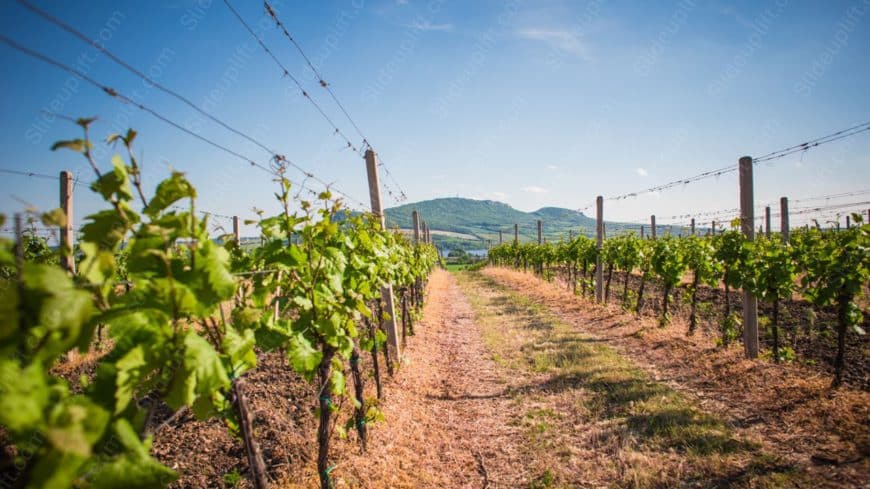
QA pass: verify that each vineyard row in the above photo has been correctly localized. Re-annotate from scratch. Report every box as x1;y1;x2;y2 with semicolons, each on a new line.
0;123;438;489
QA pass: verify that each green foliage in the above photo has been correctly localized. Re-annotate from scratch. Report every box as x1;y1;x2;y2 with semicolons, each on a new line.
742;237;796;305
795;219;869;329
222;469;243;487
1;125;438;487
488;220;867;382
713;229;749;290
0;225;59;280
682;235;721;289
651;236;686;291
651;236;687;326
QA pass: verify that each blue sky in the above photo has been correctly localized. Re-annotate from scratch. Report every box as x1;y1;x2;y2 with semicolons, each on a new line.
1;0;869;237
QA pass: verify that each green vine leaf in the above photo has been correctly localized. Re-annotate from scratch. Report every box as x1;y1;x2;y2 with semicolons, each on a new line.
143;172;196;218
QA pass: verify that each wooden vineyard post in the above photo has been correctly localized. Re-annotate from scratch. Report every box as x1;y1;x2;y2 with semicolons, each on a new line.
14;214;23;277
59;170;75;274
640;225;644;239
537;219;543;245
232;378;269;489
595;196;603;302
739;156;759;359
650;215;656;239
780;197;789;243
364;149;400;359
765;206;771;238
499;230;503;244
232;215;241;244
59;172;80;362
846;215;851;229
514;223;519;243
711;220;716;235
690;218;695;235
412;210;420;244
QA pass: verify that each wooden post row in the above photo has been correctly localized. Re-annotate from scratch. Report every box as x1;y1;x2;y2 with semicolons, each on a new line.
764;206;771;237
364;149;401;359
650;215;656;239
739;156;759;359
595;196;603;302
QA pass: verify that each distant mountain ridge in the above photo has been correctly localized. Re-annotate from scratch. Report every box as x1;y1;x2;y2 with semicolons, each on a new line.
384;197;684;249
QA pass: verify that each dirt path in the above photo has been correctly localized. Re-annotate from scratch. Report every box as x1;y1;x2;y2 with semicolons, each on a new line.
334;268;534;488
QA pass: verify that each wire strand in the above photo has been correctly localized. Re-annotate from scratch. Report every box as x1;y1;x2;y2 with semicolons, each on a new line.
753;122;870;162
261;0;408;202
222;0;358;154
0;35;375;212
603;122;870;202
13;0;366;210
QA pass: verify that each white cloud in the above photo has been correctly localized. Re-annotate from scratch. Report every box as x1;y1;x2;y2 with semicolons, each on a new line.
491;191;508;200
516;28;591;59
636;167;648;176
521;185;548;194
411;21;453;31
546;164;559;170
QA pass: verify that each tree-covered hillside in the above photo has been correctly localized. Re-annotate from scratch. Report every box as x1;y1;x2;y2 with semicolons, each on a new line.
385;198;687;250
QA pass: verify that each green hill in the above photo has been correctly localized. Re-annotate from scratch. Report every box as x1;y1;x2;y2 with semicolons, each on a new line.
384;197;686;250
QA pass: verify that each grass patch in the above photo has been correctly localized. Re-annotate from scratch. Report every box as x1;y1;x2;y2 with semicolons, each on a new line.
529;469;555;489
